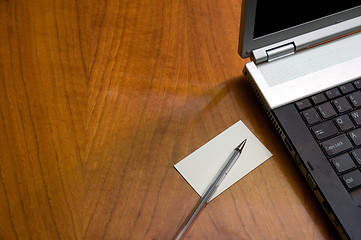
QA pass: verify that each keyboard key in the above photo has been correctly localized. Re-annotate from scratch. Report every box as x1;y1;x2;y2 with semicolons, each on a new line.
332;97;352;113
349;129;361;146
342;169;361;190
334;115;354;132
311;121;339;141
311;93;327;105
295;99;311;110
321;134;353;157
350;109;361;125
302;108;321;125
354;79;361;89
340;83;355;94
317;102;337;119
325;88;342;100
331;153;356;173
351;148;361;165
347;91;361;108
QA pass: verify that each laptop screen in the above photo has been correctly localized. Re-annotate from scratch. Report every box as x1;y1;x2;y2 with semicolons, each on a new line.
254;1;361;39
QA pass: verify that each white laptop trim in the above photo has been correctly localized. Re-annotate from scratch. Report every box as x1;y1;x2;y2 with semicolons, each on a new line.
245;31;361;109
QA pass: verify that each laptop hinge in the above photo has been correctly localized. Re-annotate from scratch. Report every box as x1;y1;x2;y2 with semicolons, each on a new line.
266;42;295;62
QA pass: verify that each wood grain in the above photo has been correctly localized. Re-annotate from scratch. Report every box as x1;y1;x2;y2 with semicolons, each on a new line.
0;0;338;239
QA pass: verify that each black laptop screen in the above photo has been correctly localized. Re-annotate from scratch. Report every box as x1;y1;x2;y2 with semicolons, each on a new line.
254;1;361;39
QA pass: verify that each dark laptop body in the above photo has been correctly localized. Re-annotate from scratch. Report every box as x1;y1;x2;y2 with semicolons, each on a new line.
238;1;361;239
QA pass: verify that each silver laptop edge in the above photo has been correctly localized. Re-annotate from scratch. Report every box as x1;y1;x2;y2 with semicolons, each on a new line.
239;1;361;63
245;31;361;110
251;16;361;63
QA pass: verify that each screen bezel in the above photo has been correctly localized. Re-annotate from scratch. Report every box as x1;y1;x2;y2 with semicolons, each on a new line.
238;0;361;60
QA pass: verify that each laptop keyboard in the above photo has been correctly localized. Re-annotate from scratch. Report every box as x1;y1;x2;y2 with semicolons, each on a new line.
295;79;361;191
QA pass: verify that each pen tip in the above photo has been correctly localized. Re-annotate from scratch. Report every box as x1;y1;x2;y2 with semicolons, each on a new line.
236;139;247;151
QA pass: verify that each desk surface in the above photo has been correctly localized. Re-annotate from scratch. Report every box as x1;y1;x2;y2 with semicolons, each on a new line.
0;0;339;239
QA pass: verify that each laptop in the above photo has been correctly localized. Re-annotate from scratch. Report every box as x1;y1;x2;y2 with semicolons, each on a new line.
238;1;361;239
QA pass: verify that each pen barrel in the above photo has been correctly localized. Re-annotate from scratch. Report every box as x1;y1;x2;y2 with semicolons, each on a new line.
174;150;241;240
203;149;241;202
173;197;207;240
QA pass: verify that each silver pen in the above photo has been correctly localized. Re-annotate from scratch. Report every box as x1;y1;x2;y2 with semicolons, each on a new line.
174;139;247;240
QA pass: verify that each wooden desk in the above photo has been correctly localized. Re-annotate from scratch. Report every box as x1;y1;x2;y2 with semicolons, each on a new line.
0;0;339;239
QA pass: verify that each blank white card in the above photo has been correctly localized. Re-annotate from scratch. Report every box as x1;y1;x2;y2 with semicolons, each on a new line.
174;120;272;201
